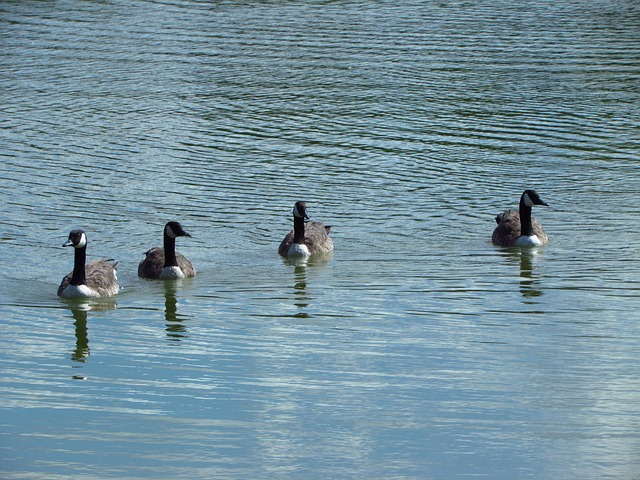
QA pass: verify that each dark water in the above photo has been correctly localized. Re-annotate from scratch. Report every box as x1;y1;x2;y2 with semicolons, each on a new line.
1;1;639;478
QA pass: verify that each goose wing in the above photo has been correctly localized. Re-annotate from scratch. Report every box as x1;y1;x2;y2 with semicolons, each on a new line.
278;231;295;256
492;209;521;246
303;222;333;254
138;247;164;279
530;218;548;244
176;253;196;277
85;260;119;296
57;272;73;297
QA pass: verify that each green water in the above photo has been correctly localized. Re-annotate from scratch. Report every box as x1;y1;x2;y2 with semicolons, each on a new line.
1;1;639;478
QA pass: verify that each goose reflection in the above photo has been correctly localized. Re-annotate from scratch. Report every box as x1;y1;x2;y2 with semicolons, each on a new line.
517;249;544;299
63;298;117;364
163;280;190;341
70;308;89;362
500;249;544;299
282;253;332;318
293;264;310;316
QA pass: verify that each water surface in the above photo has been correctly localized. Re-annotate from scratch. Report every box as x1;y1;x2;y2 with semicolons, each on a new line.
1;1;639;478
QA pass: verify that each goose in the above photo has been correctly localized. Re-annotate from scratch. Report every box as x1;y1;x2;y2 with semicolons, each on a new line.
492;189;549;247
138;221;196;279
58;229;119;298
278;201;333;257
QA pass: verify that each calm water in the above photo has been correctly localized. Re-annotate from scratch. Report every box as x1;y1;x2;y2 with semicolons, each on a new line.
1;0;640;478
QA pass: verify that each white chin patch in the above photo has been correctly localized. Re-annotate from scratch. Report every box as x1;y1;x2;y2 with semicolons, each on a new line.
160;266;186;279
288;243;311;257
293;205;307;218
77;233;87;248
165;225;178;239
522;192;534;207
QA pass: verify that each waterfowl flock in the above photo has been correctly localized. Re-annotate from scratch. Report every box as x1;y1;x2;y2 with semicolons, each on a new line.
58;192;549;299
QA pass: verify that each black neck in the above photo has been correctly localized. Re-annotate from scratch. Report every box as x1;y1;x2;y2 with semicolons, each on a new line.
519;197;534;236
70;246;87;286
293;216;306;244
163;232;178;267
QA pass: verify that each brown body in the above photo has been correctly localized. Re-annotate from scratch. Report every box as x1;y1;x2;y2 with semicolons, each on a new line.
138;248;196;279
138;221;196;279
492;210;548;247
278;201;333;257
278;222;333;256
58;229;119;298
492;190;549;247
58;259;119;297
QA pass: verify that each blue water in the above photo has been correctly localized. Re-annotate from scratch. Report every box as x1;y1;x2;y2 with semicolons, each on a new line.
1;1;639;478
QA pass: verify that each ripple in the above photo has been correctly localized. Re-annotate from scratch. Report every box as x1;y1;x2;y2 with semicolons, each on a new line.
1;1;640;478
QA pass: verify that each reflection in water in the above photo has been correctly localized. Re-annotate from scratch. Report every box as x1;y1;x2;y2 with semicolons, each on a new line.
283;254;332;318
500;249;545;300
70;308;89;363
518;249;544;300
164;280;189;341
3;0;637;476
63;299;117;364
293;265;310;317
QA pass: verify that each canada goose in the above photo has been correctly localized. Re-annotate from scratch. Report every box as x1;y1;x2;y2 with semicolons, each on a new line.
138;221;196;279
492;189;549;247
58;229;119;298
278;201;333;257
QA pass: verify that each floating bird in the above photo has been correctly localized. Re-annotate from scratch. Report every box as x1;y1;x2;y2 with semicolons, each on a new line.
278;201;333;257
138;221;196;279
58;229;119;298
492;189;549;247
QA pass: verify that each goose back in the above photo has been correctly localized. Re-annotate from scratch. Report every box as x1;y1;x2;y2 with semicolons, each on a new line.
492;209;548;247
138;248;196;279
279;222;333;256
58;259;120;298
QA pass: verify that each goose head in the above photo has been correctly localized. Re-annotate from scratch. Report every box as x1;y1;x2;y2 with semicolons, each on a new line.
293;201;310;220
522;190;549;207
165;221;192;239
63;229;87;249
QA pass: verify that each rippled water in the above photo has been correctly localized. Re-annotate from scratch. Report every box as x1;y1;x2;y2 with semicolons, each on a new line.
1;1;640;478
